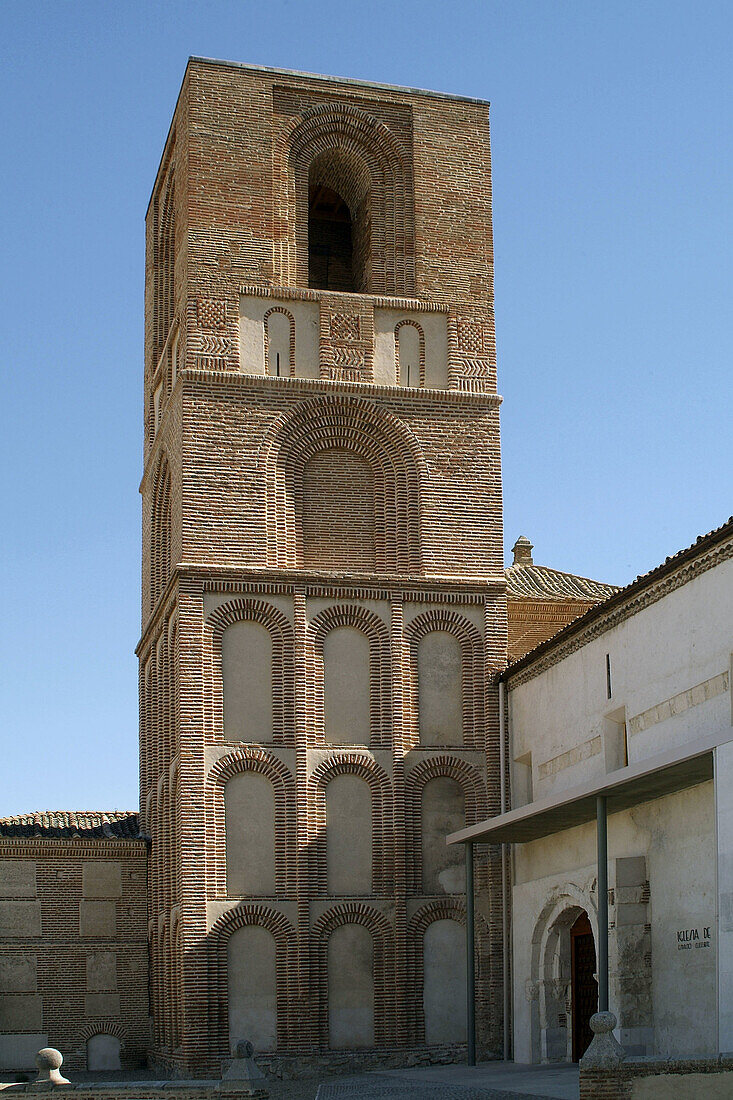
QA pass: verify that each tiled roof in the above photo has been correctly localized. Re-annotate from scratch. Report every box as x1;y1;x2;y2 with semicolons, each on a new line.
504;535;620;601
505;515;733;677
0;810;141;840
505;562;620;601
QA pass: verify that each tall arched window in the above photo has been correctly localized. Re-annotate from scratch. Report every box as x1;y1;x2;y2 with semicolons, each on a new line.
308;150;371;292
418;632;463;745
221;621;273;742
228;925;277;1051
323;626;371;744
421;777;466;894
225;772;276;895
423;920;466;1043
328;924;374;1048
326;775;372;894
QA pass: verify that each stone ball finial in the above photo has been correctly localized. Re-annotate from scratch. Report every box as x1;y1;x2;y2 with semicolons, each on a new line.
35;1048;70;1086
590;1011;617;1035
579;1011;625;1068
512;535;534;566
235;1040;254;1059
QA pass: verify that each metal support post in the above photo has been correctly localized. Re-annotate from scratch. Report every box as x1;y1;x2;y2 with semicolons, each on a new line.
466;840;476;1065
596;794;609;1012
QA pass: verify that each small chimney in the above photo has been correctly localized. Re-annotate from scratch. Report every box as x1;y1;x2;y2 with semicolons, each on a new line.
512;535;534;566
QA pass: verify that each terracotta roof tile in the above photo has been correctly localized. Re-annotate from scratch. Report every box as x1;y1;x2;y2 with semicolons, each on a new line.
505;562;620;601
0;810;141;840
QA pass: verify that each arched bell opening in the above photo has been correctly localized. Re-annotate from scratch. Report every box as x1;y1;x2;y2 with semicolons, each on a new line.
307;150;371;293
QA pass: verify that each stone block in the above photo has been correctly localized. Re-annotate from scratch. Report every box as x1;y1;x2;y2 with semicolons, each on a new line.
616;856;646;888
544;1026;568;1061
0;860;36;897
82;861;122;898
0;954;37;992
86;950;117;990
85;992;121;1016
0;900;41;936
0;993;43;1030
617;902;648;926
79;900;116;936
0;1033;48;1071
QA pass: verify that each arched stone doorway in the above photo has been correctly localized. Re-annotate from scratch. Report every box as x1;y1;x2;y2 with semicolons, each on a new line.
570;911;598;1060
530;887;598;1063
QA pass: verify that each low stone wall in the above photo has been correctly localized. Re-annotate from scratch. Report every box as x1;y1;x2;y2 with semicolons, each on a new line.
581;1055;733;1099
254;1043;467;1081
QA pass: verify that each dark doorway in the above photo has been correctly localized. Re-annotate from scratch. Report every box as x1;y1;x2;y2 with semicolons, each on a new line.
308;184;354;292
570;911;598;1061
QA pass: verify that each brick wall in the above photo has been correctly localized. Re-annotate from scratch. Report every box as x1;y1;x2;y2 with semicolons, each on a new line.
0;839;150;1071
507;597;599;661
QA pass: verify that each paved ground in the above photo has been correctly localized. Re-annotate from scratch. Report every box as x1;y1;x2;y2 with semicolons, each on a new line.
2;1062;579;1100
312;1063;579;1100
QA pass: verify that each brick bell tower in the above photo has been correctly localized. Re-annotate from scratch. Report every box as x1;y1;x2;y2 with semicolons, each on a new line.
139;58;507;1076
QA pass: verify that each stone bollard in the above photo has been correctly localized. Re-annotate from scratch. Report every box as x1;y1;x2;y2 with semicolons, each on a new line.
34;1049;70;1088
217;1040;269;1097
579;1011;625;1069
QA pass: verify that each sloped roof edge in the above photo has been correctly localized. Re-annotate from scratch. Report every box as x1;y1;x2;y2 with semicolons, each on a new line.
0;810;141;840
503;515;733;681
505;562;620;601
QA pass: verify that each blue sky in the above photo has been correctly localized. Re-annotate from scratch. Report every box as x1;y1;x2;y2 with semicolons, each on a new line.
1;1;731;815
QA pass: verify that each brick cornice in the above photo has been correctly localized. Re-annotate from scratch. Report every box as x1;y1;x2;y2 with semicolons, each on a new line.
180;367;502;406
240;284;451;313
0;838;147;856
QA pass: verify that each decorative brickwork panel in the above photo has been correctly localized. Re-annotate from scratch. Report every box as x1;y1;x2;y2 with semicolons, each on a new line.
197;298;227;330
330;313;360;342
319;301;373;383
457;321;490;356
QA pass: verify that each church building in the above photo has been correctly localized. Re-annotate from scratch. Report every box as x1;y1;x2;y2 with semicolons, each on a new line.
138;56;507;1077
0;59;616;1076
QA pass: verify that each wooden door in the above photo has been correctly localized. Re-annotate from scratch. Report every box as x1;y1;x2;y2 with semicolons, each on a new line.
570;911;598;1061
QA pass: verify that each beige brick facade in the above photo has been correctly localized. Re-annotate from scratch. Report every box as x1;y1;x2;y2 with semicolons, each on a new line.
139;59;507;1076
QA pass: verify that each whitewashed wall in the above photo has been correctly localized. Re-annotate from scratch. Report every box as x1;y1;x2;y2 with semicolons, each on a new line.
508;549;733;1061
